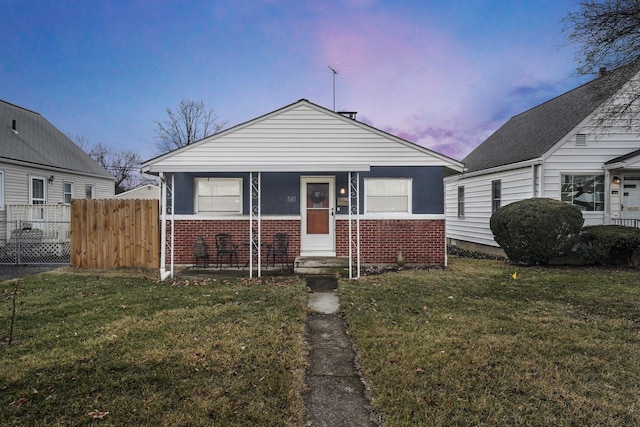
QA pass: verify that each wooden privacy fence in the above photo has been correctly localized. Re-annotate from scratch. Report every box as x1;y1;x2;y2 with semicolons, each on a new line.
71;199;160;269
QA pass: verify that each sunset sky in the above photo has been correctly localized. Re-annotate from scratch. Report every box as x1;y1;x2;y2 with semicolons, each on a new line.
2;0;589;161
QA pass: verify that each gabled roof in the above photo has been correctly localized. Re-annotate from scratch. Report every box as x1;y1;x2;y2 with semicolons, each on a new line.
142;99;464;174
605;148;640;165
0;99;113;179
463;60;640;173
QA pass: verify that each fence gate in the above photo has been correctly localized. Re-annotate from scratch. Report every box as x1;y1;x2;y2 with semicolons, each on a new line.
0;220;71;265
70;199;160;269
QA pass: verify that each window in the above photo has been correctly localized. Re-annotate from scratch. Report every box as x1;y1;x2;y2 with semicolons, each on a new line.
85;184;95;199
491;180;501;213
457;186;465;218
30;176;46;205
64;181;74;204
561;174;604;211
0;171;4;211
364;178;411;213
195;178;242;214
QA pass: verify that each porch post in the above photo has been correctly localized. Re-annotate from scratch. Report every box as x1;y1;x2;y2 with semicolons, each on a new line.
348;172;361;279
250;172;262;278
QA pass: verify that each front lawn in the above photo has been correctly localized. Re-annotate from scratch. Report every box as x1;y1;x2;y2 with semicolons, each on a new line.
1;271;308;426
3;260;639;426
341;258;640;426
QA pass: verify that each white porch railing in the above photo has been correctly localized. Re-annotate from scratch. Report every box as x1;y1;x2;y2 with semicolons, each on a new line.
7;204;71;223
611;218;640;228
6;204;71;242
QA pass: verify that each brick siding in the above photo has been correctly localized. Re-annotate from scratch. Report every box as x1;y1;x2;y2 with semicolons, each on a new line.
169;218;444;266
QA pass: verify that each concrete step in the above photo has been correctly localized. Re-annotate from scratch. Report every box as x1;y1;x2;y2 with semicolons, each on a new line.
294;256;351;275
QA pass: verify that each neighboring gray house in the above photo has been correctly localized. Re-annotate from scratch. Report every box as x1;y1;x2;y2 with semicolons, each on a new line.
445;61;640;254
1;99;114;216
1;99;114;262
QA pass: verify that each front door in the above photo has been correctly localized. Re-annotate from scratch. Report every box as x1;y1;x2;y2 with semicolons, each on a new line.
301;177;335;256
622;176;640;220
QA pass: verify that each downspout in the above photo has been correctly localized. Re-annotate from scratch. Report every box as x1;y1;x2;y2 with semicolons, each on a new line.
536;160;545;197
159;173;174;281
604;167;610;225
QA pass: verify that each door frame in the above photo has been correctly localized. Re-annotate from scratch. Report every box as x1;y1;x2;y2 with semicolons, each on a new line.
622;175;640;220
300;176;336;256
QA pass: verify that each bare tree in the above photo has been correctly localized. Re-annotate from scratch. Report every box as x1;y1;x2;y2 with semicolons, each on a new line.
562;1;640;133
154;99;227;153
90;143;143;194
562;0;640;75
66;133;91;151
69;134;144;194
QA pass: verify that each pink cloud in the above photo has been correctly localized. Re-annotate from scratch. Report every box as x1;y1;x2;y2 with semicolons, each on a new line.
300;3;581;161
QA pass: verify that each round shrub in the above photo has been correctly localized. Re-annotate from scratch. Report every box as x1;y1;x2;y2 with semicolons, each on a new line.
490;198;584;265
573;225;640;266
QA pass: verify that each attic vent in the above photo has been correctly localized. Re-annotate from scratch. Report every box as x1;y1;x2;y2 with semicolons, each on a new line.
337;111;357;120
575;133;587;146
11;119;18;134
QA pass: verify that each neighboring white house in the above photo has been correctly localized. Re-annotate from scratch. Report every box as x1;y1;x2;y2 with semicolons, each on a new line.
445;61;640;254
115;184;160;200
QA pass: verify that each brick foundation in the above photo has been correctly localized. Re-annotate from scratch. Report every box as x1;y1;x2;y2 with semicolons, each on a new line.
168;218;445;266
336;219;445;264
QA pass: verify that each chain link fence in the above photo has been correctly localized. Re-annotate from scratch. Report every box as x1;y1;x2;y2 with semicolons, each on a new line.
0;220;70;265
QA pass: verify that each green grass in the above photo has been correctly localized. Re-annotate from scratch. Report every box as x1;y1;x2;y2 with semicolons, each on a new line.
4;260;639;426
1;271;308;426
341;258;640;426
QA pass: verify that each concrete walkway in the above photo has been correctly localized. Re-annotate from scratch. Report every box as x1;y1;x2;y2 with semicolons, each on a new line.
304;276;378;427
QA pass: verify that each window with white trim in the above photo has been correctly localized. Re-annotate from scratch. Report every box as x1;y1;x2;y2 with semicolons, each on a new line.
457;186;465;218
364;178;412;213
85;184;95;199
491;180;501;213
561;174;604;211
30;176;46;205
195;178;243;214
0;171;4;211
64;181;74;204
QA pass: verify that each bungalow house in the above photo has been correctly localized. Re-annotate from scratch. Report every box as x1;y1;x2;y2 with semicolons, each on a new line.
1;99;114;263
141;99;464;279
445;60;640;255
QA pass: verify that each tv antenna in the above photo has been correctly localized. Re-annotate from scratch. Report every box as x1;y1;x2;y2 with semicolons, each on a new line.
328;66;338;111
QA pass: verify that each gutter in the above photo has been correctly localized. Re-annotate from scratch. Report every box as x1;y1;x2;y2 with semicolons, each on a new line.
453;158;543;180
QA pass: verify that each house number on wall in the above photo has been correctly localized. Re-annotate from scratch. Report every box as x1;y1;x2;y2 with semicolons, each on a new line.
287;196;297;203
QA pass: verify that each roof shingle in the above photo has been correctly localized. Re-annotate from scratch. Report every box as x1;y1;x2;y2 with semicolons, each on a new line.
0;99;113;179
463;60;640;173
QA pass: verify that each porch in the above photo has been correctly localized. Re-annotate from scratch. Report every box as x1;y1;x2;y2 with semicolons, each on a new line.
175;257;351;278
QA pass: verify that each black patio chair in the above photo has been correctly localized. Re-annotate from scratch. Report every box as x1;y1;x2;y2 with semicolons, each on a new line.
193;236;209;268
215;233;239;269
267;233;290;269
